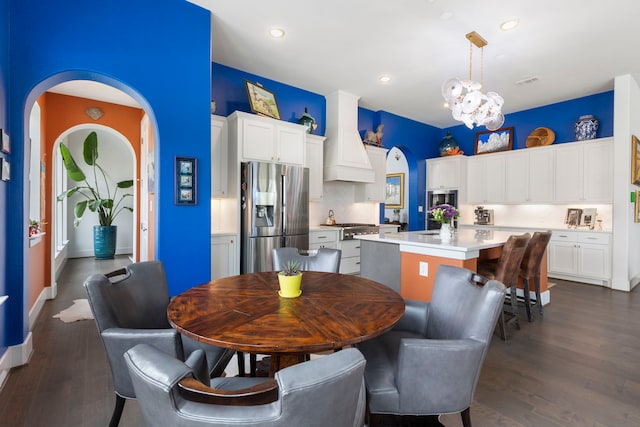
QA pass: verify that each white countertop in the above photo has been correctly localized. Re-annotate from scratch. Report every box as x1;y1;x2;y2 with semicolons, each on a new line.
356;229;521;260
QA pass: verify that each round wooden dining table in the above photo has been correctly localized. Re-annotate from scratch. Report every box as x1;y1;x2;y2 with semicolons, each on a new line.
167;271;405;376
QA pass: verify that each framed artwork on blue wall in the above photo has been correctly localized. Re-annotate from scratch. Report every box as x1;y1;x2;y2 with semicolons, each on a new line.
245;80;280;120
474;126;513;155
385;173;404;209
175;156;196;205
1;129;10;154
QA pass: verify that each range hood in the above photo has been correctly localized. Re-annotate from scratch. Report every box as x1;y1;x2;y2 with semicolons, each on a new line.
323;90;375;183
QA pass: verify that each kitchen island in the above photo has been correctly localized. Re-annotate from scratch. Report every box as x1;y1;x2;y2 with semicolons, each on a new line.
357;229;549;304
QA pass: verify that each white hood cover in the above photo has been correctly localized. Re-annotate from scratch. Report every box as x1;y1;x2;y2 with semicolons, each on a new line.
323;90;375;183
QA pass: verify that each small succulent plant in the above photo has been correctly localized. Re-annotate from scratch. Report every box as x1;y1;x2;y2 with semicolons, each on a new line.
280;260;301;276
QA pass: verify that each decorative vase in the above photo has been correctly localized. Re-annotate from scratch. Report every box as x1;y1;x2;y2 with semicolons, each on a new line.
575;114;599;141
278;273;303;298
439;223;453;241
94;225;117;259
439;132;459;156
297;107;317;134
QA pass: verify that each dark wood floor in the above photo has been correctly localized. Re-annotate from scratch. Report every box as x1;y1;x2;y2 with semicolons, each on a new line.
1;257;639;426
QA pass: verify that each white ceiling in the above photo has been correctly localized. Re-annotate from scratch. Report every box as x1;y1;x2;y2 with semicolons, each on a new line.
50;0;640;129
47;80;140;108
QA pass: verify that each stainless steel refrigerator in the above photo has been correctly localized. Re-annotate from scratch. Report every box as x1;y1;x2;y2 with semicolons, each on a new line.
241;162;309;273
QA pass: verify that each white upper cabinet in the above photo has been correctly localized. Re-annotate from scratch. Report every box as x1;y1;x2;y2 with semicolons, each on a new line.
554;138;612;203
505;147;554;203
211;115;228;198
466;153;506;204
229;111;305;165
427;156;465;190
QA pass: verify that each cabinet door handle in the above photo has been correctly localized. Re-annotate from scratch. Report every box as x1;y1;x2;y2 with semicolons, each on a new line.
356;261;360;265
586;237;597;240
317;236;326;239
355;246;361;249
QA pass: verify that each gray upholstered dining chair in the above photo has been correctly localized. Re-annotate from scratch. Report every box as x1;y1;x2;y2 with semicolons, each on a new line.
84;260;234;427
357;264;506;427
124;343;367;427
272;247;342;273
236;246;343;377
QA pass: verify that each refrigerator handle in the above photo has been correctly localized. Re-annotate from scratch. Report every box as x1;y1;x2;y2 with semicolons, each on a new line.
281;173;287;231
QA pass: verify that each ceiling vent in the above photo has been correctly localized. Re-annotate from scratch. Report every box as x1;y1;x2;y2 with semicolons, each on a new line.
516;76;539;85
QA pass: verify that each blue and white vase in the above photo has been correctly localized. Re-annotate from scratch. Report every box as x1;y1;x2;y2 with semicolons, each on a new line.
575;115;599;141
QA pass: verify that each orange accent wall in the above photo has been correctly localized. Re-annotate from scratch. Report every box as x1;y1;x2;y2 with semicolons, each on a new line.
400;247;549;303
30;92;144;311
401;252;477;301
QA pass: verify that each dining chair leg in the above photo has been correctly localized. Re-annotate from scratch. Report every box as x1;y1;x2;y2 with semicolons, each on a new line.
236;351;246;377
510;284;520;330
460;407;472;427
535;276;544;316
495;311;507;341
249;353;257;377
109;395;126;427
523;277;533;322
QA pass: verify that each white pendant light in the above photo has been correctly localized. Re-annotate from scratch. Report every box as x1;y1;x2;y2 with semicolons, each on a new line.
442;31;504;131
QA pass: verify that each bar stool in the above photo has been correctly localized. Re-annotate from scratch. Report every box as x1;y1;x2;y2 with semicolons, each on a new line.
519;231;552;321
476;233;530;339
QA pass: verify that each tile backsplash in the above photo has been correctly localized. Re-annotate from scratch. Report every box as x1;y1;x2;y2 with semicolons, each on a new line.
459;203;612;231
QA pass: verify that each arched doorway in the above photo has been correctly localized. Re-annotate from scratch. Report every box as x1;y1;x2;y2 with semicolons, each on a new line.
24;75;154;331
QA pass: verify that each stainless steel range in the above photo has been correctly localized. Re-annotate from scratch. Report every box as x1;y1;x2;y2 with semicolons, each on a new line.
323;223;380;240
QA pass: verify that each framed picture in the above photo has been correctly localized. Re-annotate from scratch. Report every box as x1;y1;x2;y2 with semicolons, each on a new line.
565;208;582;227
1;129;10;154
1;158;10;181
581;208;597;229
175;156;196;205
245;80;280;120
636;191;640;223
385;173;404;209
474;126;514;155
631;135;640;185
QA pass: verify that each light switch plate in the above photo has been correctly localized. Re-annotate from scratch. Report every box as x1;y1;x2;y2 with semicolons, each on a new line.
419;262;429;277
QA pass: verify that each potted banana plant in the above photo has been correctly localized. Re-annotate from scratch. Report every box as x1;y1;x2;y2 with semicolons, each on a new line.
57;131;134;259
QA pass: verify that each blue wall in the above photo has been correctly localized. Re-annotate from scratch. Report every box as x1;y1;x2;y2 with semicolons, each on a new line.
212;63;327;135
5;0;214;350
443;91;614;155
0;0;9;357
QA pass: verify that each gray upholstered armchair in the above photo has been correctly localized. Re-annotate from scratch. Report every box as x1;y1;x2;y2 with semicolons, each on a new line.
84;260;235;427
272;247;341;272
124;343;367;427
358;264;506;427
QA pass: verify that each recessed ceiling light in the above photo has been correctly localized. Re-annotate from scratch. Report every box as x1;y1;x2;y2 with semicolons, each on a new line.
268;27;285;38
440;11;454;20
500;19;520;31
378;75;392;84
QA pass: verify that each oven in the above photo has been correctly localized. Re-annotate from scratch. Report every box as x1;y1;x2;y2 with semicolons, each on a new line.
427;189;458;230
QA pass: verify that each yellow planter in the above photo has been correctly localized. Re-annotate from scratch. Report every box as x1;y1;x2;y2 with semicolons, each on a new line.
278;272;303;298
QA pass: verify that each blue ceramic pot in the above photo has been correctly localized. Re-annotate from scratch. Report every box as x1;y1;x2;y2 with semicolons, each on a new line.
94;225;117;259
575;115;599;141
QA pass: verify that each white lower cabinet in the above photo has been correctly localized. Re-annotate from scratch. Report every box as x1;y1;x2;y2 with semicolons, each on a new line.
337;239;361;275
211;234;238;280
547;231;611;285
309;229;339;250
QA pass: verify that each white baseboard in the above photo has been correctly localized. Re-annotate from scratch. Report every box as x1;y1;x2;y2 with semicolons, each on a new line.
29;286;53;331
0;332;33;392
